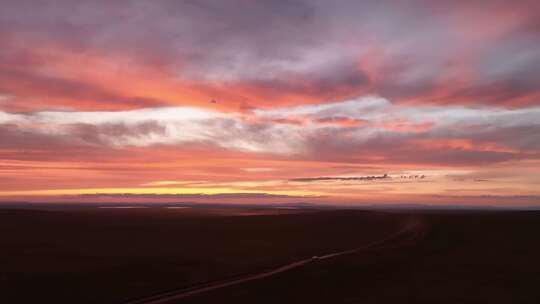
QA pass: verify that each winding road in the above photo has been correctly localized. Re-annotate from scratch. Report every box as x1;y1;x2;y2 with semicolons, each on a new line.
124;217;426;304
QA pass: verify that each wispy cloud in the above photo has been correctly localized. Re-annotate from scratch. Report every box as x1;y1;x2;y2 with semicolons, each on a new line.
2;96;540;164
290;174;390;182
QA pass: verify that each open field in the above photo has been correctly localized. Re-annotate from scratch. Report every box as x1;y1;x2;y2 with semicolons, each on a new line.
181;210;540;304
0;206;402;303
1;206;539;303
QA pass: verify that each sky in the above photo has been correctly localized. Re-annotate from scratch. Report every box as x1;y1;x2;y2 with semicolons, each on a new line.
1;0;539;206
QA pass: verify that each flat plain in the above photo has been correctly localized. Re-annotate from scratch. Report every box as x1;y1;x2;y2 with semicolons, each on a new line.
1;206;539;303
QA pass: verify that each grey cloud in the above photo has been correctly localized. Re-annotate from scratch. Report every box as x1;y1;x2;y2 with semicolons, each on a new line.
66;121;168;146
300;126;530;166
244;62;370;100
0;120;166;149
290;174;389;182
2;0;539;107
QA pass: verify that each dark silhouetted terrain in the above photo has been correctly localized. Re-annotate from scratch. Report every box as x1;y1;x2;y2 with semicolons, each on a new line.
1;206;539;303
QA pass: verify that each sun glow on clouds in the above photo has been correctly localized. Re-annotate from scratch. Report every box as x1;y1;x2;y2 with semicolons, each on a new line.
140;181;201;187
0;96;540;201
1;1;540;205
3;96;540;155
0;186;320;199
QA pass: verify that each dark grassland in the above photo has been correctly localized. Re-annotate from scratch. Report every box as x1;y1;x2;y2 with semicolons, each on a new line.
1;207;539;304
0;207;400;303
182;210;540;304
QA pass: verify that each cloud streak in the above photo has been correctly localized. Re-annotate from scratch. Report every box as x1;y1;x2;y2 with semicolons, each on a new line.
290;174;390;182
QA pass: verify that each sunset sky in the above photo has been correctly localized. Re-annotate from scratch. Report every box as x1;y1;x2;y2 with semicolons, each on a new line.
1;0;539;206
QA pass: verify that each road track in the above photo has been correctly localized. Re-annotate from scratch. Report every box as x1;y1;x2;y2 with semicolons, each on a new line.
124;217;426;304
